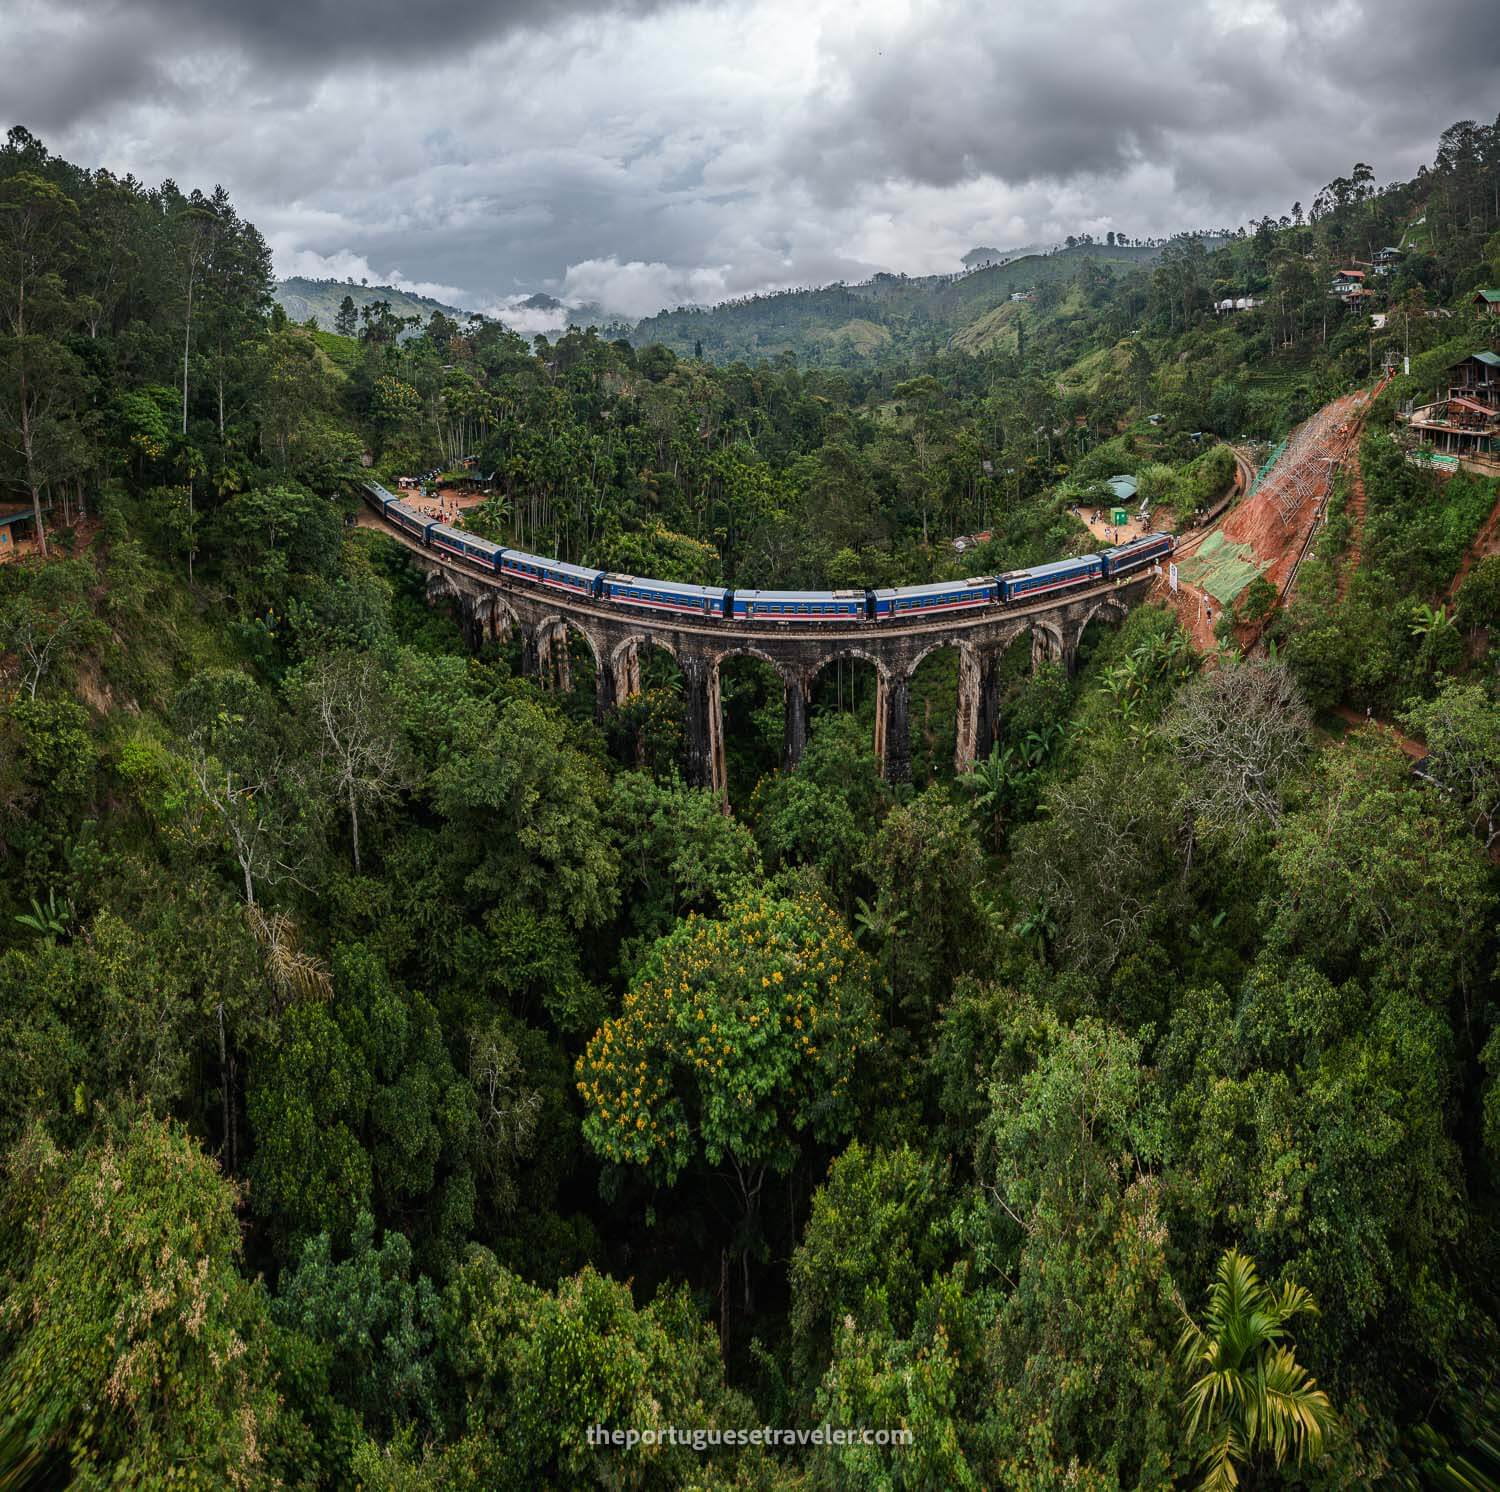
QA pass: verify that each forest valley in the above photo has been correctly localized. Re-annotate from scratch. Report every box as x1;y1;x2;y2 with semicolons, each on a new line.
1;115;1500;1490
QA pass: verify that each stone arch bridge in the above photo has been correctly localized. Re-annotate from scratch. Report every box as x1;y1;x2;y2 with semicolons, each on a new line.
375;522;1152;798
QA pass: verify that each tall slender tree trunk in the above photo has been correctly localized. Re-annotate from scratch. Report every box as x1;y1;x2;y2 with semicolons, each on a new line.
181;261;196;435
19;367;46;557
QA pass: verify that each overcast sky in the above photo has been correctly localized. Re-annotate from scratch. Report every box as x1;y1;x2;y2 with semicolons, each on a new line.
5;0;1497;331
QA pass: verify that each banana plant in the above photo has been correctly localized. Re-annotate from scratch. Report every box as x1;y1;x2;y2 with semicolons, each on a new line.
14;889;72;939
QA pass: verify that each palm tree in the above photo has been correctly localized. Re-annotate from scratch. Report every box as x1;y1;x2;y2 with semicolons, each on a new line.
1177;1249;1337;1491
965;746;1009;848
852;895;909;1021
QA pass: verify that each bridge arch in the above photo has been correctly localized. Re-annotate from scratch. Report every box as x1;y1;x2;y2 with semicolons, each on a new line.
1079;594;1130;634
473;592;519;645
807;644;892;687
1029;615;1071;672
529;613;602;698
712;641;783;675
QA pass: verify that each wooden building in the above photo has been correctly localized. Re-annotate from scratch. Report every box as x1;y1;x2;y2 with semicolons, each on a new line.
1404;351;1500;460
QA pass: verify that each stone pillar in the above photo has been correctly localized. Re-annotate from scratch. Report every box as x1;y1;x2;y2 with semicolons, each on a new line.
683;655;727;802
595;639;616;720
552;628;572;695
874;671;911;784
955;645;1004;773
460;598;484;653
976;650;1001;764
1030;624;1053;673
534;624;556;690
782;671;810;771
1060;638;1078;677
708;664;726;805
613;638;642;704
955;645;981;773
520;625;541;679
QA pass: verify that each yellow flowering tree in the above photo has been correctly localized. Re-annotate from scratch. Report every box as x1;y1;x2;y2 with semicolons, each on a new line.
577;889;875;1256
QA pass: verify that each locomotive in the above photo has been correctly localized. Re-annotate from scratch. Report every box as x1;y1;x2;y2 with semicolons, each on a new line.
364;482;1173;624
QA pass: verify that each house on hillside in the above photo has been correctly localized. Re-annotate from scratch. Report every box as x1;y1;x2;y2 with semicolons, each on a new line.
1373;247;1403;274
1402;351;1500;461
0;502;48;559
1330;268;1367;299
1010;290;1035;303
1473;289;1500;316
1214;296;1261;314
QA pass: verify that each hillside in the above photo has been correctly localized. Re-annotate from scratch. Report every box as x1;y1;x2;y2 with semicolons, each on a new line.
629;242;1164;366
274;275;475;330
5;113;1500;1492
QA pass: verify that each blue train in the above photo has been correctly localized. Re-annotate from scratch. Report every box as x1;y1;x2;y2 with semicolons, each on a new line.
363;482;1173;625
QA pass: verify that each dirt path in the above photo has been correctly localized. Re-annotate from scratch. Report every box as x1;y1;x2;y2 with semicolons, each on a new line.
1446;487;1500;600
1153;569;1222;653
1334;705;1426;761
1335;456;1369;600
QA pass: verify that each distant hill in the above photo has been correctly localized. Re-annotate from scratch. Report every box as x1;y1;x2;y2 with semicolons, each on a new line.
274;277;475;332
628;242;1165;367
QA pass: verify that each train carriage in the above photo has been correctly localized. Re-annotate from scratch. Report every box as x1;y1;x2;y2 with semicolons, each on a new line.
872;577;998;621
999;554;1103;604
731;589;868;622
500;548;605;599
430;522;504;571
603;574;731;619
389;501;436;544
1100;530;1175;578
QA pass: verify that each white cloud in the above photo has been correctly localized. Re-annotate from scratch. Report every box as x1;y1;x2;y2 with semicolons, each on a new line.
272;245;478;309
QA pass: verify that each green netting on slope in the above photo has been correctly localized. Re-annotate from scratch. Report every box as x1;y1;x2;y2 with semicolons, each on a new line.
1248;438;1288;496
1176;530;1266;605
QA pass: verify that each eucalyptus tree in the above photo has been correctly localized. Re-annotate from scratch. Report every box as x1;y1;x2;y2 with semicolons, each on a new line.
0;167;82;554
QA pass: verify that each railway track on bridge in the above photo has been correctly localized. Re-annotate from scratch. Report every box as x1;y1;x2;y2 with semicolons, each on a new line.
360;506;1156;651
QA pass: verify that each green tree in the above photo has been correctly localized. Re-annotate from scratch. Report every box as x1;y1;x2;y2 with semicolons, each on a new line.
1401;680;1500;852
789;1141;952;1380
606;769;761;973
1177;1249;1337;1492
272;1211;440;1436
0;1114;289;1483
428;694;618;929
1268;729;1493;995
0;170;83;554
577;890;875;1304
432;1249;767;1489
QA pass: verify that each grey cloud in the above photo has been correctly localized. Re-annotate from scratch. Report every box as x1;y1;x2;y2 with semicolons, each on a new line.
4;0;1496;323
798;0;1499;216
65;0;687;71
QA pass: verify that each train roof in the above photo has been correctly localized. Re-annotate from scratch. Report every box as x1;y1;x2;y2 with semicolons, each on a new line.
503;549;604;581
604;574;729;598
365;481;398;503
734;588;865;602
1005;554;1102;579
432;523;501;552
1101;531;1172;561
872;578;994;599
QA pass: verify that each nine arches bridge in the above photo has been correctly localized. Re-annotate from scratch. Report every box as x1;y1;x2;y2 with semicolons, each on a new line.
364;505;1158;799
